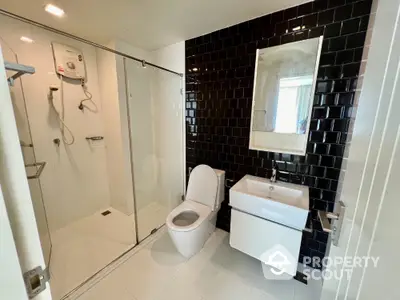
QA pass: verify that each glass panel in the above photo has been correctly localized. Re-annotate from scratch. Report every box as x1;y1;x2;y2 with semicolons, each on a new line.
125;59;184;241
3;47;52;267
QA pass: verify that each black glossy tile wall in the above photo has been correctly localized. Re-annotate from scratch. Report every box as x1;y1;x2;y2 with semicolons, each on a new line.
185;0;372;266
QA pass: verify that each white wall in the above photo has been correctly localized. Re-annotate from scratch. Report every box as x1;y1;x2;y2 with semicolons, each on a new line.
96;42;135;217
0;15;111;232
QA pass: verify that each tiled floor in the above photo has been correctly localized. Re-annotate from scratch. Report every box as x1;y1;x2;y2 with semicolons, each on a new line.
136;201;168;242
50;207;135;299
66;227;322;300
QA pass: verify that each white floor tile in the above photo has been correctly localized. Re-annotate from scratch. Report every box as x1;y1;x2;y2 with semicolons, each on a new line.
76;273;136;300
137;201;169;242
71;228;322;300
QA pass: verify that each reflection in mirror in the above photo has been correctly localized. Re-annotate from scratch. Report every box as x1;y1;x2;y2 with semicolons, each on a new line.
250;37;323;155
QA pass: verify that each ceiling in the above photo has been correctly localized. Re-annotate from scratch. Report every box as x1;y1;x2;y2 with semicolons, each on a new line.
0;0;308;50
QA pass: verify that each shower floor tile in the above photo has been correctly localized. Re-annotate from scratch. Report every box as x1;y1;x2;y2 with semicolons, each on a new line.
49;207;135;299
69;228;322;300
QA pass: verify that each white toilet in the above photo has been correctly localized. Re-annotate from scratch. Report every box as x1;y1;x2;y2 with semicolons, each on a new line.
167;165;225;258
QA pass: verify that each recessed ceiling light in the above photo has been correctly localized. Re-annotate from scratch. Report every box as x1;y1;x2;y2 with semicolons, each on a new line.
44;4;65;17
20;36;34;43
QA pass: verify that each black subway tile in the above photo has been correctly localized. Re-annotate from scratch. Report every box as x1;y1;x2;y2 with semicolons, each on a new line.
310;131;325;142
310;165;326;177
309;26;325;38
328;36;347;51
316;178;331;190
336;49;354;64
320;53;337;66
326;168;340;180
343;62;361;77
334;157;343;169
320;155;335;167
319;119;334;131
334;4;353;21
271;10;284;23
310;188;323;199
289;17;303;30
346;32;367;49
320;94;337;105
304;13;318;28
330;180;338;191
338;92;354;105
282;33;295;44
353;0;372;17
318;9;335;25
298;2;314;16
314;0;329;11
313;107;328;119
306;154;320;165
328;106;344;118
315;143;330;155
324;66;343;80
360;15;370;31
354;47;364;62
322;190;336;202
284;7;298;20
316;81;333;93
325;23;341;38
341;18;361;35
276;21;289;35
324;131;340;143
329;144;345;156
298;164;310;174
329;0;346;8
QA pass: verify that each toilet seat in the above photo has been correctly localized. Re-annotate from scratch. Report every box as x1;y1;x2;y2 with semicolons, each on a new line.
166;200;211;232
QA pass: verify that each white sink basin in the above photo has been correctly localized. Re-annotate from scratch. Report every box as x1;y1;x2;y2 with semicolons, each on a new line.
229;175;309;230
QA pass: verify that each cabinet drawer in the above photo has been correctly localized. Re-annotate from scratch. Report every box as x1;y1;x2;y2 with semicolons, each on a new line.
230;209;301;275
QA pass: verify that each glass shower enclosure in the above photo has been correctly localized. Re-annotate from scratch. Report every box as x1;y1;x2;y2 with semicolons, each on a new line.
124;59;184;242
0;11;184;299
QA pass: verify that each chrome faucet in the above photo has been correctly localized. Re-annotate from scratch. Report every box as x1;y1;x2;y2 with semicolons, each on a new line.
270;166;278;183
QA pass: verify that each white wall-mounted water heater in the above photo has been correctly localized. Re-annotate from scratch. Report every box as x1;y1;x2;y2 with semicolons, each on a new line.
51;42;87;80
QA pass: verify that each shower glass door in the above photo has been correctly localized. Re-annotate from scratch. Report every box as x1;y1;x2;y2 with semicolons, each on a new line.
124;58;184;241
3;50;52;266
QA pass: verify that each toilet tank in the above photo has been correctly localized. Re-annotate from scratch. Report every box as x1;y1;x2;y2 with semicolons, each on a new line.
213;169;225;211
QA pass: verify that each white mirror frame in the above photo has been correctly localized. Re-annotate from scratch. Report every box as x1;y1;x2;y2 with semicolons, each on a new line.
249;36;324;156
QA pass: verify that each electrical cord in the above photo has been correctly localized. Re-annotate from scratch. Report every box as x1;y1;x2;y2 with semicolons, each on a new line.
50;75;75;145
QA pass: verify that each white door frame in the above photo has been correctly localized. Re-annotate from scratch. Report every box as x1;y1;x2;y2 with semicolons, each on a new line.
0;183;29;300
0;47;51;299
321;0;400;299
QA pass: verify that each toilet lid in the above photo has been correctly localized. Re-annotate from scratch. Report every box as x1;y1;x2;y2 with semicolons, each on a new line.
186;165;218;209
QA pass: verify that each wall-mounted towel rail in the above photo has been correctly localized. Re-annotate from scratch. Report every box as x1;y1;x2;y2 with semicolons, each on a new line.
25;162;46;180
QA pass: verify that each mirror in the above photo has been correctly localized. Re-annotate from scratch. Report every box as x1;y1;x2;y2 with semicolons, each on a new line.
249;37;323;155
